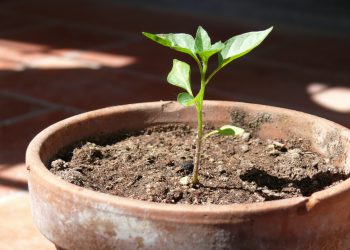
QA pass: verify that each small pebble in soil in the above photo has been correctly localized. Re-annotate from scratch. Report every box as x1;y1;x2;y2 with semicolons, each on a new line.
269;149;280;156
179;176;191;186
51;159;68;170
241;145;249;153
241;132;251;142
272;141;287;151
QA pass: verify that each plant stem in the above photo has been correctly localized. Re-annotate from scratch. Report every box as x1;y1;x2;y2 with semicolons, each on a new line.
193;55;203;73
205;66;221;85
192;107;202;185
192;61;207;185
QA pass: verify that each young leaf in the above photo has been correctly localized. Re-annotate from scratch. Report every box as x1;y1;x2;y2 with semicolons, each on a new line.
219;27;273;68
204;125;244;139
195;26;211;53
177;92;195;106
142;32;196;58
199;41;225;61
211;41;225;51
167;59;193;95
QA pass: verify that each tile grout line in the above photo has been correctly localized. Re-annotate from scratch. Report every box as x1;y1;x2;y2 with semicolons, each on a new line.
0;107;56;127
0;90;85;114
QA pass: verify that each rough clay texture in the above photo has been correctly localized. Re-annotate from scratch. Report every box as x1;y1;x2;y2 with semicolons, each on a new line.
50;124;348;205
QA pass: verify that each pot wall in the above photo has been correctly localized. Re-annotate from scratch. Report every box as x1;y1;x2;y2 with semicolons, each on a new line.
26;101;350;250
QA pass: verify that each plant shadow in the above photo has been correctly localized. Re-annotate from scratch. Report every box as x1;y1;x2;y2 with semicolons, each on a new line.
240;167;349;199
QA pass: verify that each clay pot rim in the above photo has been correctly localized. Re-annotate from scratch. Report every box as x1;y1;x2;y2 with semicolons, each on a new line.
26;101;350;219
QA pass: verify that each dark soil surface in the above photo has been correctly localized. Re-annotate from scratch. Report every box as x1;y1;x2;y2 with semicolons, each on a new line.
50;124;348;205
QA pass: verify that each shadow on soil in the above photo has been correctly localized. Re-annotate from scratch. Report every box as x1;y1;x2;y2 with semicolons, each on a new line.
240;167;349;198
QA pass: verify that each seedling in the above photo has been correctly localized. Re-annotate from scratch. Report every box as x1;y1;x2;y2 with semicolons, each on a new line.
143;26;272;185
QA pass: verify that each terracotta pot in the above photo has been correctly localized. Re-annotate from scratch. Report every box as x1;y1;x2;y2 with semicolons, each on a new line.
26;101;350;250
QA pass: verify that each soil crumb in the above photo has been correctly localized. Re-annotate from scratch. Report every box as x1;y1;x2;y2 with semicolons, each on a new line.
50;124;348;205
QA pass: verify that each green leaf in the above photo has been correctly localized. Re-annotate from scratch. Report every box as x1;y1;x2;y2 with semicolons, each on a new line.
211;41;225;51
219;27;273;68
199;41;225;61
177;92;195;106
142;32;172;47
204;125;244;139
142;32;196;58
167;59;193;95
217;125;244;136
195;26;211;53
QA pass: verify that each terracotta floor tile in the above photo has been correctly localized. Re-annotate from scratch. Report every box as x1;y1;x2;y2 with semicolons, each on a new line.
0;61;347;127
52;49;138;68
0;163;28;196
92;41;189;76
0;43;113;71
254;34;350;76
0;193;55;249
0;110;75;165
0;39;50;69
204;61;349;127
0;10;43;33
22;54;98;70
0;59;24;71
0;68;177;110
0;185;25;198
1;0;251;40
2;1;201;34
0;110;76;196
0;39;47;53
1;0;113;26
0;94;43;121
308;86;350;113
0;23;129;51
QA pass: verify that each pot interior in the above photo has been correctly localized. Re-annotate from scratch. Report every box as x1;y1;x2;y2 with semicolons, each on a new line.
37;101;350;173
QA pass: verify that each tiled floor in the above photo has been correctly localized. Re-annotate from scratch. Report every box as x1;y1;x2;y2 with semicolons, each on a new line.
0;0;349;249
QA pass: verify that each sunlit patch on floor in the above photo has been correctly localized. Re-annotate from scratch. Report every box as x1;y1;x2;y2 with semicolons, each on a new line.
0;39;137;70
307;82;350;113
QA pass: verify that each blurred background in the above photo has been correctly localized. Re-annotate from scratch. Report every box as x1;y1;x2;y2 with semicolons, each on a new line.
0;0;349;248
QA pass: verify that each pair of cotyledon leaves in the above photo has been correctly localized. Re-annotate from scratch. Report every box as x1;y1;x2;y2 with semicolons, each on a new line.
142;26;272;137
142;26;272;108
